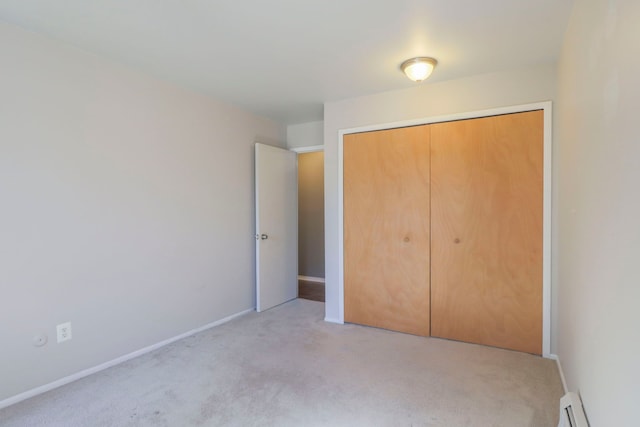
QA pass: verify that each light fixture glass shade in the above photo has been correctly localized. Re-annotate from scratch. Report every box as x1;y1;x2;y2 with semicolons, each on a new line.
401;57;437;82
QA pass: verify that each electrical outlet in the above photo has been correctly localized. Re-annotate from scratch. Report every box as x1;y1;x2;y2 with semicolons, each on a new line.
57;322;72;343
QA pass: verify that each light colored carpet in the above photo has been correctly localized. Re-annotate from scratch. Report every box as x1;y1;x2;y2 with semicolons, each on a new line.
0;299;563;426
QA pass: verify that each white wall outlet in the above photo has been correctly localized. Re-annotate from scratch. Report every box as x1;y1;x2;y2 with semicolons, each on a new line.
56;322;72;343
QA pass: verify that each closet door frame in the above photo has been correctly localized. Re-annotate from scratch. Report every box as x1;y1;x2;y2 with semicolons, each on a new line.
336;101;553;357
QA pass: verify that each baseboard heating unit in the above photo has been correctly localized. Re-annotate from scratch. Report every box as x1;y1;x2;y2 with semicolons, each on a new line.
558;392;589;427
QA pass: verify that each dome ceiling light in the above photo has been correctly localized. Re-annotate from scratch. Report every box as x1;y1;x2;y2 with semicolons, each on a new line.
400;57;438;82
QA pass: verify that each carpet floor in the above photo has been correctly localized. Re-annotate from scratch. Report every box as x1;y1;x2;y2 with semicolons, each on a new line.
0;299;563;426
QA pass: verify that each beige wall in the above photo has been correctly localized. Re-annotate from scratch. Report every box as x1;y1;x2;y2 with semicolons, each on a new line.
323;63;558;329
556;0;640;424
298;152;325;278
0;22;285;402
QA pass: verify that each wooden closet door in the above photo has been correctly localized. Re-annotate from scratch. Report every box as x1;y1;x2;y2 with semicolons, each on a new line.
430;111;543;354
344;126;430;336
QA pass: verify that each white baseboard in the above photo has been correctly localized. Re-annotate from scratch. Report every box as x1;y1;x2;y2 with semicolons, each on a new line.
0;308;254;410
324;317;344;324
298;275;325;283
548;353;568;393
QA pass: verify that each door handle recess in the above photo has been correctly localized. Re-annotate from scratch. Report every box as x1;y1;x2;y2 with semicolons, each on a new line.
261;234;269;240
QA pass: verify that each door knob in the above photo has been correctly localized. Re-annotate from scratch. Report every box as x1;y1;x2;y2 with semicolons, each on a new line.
261;234;269;240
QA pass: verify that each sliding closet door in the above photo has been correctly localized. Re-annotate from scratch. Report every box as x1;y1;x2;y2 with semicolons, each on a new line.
430;111;543;354
344;126;430;336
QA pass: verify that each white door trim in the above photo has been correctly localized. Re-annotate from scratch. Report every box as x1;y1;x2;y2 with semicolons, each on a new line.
290;145;324;153
337;101;553;357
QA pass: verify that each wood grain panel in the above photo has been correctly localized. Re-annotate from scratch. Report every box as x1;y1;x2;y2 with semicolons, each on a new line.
344;126;430;336
430;111;543;354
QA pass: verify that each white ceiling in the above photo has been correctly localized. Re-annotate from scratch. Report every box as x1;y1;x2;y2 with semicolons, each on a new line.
0;0;574;125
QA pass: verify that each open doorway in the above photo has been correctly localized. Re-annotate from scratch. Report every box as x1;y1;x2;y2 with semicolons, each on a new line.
297;149;325;302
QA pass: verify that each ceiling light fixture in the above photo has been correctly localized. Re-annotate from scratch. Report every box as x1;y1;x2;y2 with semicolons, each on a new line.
400;57;438;82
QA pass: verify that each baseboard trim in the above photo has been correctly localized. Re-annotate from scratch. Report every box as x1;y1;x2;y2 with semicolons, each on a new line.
324;317;344;324
298;275;325;283
0;308;254;410
548;353;568;393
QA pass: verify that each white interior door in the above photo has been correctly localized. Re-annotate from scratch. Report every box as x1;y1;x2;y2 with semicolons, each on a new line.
255;143;298;312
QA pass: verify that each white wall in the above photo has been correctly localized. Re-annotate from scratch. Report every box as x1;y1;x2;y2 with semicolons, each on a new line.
286;120;324;149
556;0;640;424
323;64;557;331
0;22;285;402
